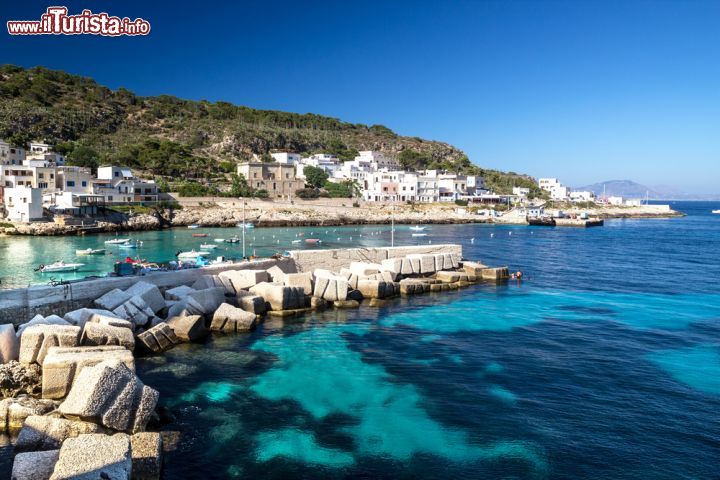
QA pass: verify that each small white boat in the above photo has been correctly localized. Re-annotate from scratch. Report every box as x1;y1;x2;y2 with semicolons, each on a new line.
412;233;428;237
225;237;240;244
104;238;130;245
237;222;255;229
409;225;426;231
76;248;105;256
119;241;142;249
712;210;720;214
214;238;225;243
38;261;85;273
188;225;200;229
291;239;302;244
200;244;218;250
177;250;210;259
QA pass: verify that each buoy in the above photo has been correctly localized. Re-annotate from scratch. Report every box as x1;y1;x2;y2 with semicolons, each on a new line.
471;238;475;243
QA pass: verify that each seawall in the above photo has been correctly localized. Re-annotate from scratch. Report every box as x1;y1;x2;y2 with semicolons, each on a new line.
0;244;463;326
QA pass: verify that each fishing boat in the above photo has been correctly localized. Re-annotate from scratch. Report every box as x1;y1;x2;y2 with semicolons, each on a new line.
305;238;322;244
237;222;255;229
192;233;208;238
177;250;210;259
411;233;428;237
104;238;130;245
75;248;106;256
188;225;200;229
214;238;225;243
291;239;302;244
409;225;426;231
37;261;85;273
119;240;143;249
224;237;240;243
200;243;218;250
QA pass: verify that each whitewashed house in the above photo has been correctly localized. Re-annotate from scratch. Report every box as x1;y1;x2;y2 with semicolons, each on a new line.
3;186;43;222
270;152;302;165
538;178;569;200
0;140;26;166
513;187;530;197
569;190;595;202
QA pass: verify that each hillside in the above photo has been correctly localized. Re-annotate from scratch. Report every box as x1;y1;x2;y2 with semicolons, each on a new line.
577;180;663;199
0;65;542;196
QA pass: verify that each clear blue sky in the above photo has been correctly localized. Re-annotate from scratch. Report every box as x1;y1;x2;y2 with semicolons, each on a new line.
2;0;719;193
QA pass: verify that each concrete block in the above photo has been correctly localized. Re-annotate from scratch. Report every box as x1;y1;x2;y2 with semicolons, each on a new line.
94;288;131;311
58;360;158;433
63;309;118;329
51;433;131;480
266;265;287;283
19;325;81;365
42;345;134;400
237;294;266;315
17;315;71;338
81;323;135;351
251;282;304;311
113;296;155;327
15;415;107;452
407;254;436;274
349;262;382;276
357;280;392;299
89;314;133;330
164;285;195;301
136;323;181;354
481;267;509;281
436;271;461;283
283;272;313;295
185;287;225;315
166;315;207;342
210;303;257;333
219;269;269;291
11;450;59;480
0;397;56;433
0;324;19;364
131;432;163;480
124;282;165;314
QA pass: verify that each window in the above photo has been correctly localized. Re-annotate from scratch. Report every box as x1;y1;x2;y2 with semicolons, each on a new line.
38;173;44;179
50;174;54;179
81;181;87;187
115;171;119;177
66;181;75;187
272;182;277;190
108;196;113;201
253;173;257;178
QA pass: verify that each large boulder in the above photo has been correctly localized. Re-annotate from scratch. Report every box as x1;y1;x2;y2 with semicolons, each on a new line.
136;323;181;354
124;282;165;314
0;396;56;433
131;432;163;480
164;285;195;301
94;288;132;311
250;282;304;310
0;361;41;397
19;325;80;365
42;346;134;400
165;315;207;342
312;275;349;302
15;415;107;452
81;323;135;350
218;269;269;291
11;450;59;480
16;315;71;338
0;324;19;363
185;288;225;316
58;360;158;433
113;296;155;328
283;272;313;295
210;303;257;333
50;433;131;480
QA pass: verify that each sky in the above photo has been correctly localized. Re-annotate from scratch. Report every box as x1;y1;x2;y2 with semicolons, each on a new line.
1;0;719;193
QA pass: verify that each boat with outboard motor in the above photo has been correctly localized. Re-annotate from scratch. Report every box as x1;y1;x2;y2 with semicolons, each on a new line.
37;261;85;273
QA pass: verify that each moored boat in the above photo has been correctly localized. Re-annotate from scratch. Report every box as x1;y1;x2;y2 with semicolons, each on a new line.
119;240;143;249
192;233;208;238
224;237;240;243
528;216;556;226
305;238;321;244
104;238;130;244
177;250;210;259
76;248;106;255
37;261;85;273
409;225;426;231
200;243;218;249
411;233;428;237
237;222;255;228
713;210;720;214
188;225;200;229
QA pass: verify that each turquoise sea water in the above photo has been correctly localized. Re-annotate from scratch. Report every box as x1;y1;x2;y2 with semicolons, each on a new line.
0;201;719;478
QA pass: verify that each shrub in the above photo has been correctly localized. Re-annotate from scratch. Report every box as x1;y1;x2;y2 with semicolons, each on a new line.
454;199;469;206
296;188;319;199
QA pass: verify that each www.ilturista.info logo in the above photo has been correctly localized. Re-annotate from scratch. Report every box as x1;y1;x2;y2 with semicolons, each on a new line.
7;6;150;36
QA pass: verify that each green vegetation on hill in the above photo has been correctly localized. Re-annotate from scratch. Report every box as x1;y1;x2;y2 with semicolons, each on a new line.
0;64;542;197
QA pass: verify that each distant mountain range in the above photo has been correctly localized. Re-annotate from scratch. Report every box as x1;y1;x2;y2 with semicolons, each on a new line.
577;180;720;201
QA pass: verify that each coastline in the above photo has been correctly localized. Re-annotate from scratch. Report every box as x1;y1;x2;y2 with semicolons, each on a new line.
1;198;684;236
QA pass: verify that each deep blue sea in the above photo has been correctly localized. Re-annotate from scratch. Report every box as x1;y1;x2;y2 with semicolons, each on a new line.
1;201;719;478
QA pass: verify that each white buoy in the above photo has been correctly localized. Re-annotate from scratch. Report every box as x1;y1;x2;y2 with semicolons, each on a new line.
471;238;475;243
490;233;495;238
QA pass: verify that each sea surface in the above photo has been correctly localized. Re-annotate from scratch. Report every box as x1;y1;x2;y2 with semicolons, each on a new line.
1;201;719;479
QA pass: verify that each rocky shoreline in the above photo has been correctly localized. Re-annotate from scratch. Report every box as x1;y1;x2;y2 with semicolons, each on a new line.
1;201;683;236
0;247;502;478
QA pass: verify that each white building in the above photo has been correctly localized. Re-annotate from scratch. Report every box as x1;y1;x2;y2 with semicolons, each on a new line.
0;140;26;166
363;170;418;202
96;166;158;202
296;154;341;179
513;187;530;197
607;196;624;206
270;152;302;165
354;151;399;171
538;178;570;200
3;186;43;222
569;190;595;202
